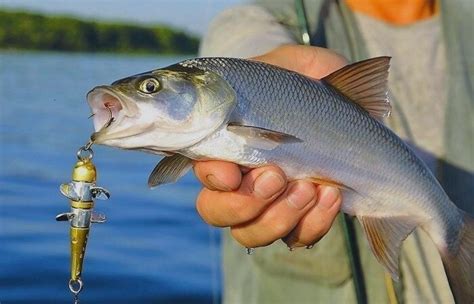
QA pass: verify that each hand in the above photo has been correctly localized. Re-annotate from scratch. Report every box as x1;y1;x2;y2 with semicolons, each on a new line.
194;45;347;249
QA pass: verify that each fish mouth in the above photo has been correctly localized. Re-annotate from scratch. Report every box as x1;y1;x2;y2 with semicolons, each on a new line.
86;86;138;136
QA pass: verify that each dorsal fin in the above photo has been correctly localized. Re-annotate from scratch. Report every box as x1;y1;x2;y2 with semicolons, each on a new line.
323;57;391;119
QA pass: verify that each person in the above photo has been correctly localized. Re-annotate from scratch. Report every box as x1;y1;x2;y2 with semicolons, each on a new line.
195;0;473;303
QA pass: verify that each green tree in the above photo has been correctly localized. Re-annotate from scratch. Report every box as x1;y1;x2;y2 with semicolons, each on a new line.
0;10;199;54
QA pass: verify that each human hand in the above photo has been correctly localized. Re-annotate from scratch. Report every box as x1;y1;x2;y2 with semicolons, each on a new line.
194;45;347;249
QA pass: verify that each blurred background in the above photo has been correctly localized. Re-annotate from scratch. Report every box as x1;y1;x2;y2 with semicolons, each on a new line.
0;1;245;303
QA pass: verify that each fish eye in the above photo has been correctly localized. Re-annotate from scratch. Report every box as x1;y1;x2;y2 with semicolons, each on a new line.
139;78;160;94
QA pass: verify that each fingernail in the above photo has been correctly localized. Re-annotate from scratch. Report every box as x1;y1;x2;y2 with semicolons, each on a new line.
306;244;315;249
287;182;316;210
206;174;232;191
253;171;286;199
317;187;340;210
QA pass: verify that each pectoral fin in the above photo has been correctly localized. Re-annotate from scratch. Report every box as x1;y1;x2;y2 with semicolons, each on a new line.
358;215;418;280
227;123;302;150
308;176;351;191
148;154;193;188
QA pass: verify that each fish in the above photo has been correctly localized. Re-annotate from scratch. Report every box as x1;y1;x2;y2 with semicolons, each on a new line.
87;57;473;302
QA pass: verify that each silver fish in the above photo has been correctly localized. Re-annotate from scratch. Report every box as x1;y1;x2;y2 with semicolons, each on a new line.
87;57;473;302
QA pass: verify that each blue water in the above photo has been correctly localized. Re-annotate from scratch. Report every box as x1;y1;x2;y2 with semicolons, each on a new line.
0;51;222;303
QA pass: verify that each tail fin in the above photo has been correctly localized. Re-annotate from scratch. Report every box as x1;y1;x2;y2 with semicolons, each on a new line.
440;212;474;303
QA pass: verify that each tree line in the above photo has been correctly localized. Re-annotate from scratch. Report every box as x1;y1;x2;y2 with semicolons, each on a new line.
0;10;199;54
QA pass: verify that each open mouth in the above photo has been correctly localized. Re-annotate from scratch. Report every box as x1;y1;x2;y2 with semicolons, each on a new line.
87;86;127;132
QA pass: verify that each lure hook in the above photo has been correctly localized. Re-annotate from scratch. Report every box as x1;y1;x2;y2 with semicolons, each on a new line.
89;107;114;144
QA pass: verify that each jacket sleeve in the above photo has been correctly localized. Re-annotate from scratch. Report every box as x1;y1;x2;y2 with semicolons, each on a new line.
199;5;296;58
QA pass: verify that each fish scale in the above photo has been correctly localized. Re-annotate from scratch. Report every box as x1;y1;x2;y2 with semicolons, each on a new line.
186;58;440;208
178;58;466;278
87;56;474;302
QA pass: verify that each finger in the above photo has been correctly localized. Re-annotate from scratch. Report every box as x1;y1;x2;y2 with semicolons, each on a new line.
230;180;317;248
196;166;287;227
282;186;342;248
252;44;348;79
193;160;242;191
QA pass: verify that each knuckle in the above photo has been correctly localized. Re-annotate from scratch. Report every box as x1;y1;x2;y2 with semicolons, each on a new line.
231;228;274;248
230;228;254;248
226;199;257;223
303;227;328;244
195;190;225;227
303;219;333;244
226;200;246;219
285;229;325;247
284;214;334;247
270;220;293;239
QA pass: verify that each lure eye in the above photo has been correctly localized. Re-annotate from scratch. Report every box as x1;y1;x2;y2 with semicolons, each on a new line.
139;78;160;94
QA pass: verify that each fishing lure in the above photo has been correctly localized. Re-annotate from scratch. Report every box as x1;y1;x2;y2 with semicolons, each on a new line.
56;110;114;303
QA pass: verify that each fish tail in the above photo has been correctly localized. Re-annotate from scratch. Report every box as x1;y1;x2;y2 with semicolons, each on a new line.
440;211;474;303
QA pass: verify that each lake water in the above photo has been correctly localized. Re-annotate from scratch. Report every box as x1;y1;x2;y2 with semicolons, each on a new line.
0;51;222;303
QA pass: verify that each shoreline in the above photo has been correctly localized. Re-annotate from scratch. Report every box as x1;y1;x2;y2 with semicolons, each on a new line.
0;9;200;55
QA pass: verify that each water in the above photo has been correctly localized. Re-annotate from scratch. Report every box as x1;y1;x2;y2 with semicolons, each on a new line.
0;51;222;303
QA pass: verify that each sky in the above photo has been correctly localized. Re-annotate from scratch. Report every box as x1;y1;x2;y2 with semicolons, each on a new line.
0;0;247;35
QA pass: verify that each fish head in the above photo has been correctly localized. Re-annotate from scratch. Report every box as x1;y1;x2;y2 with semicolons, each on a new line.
87;65;236;153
